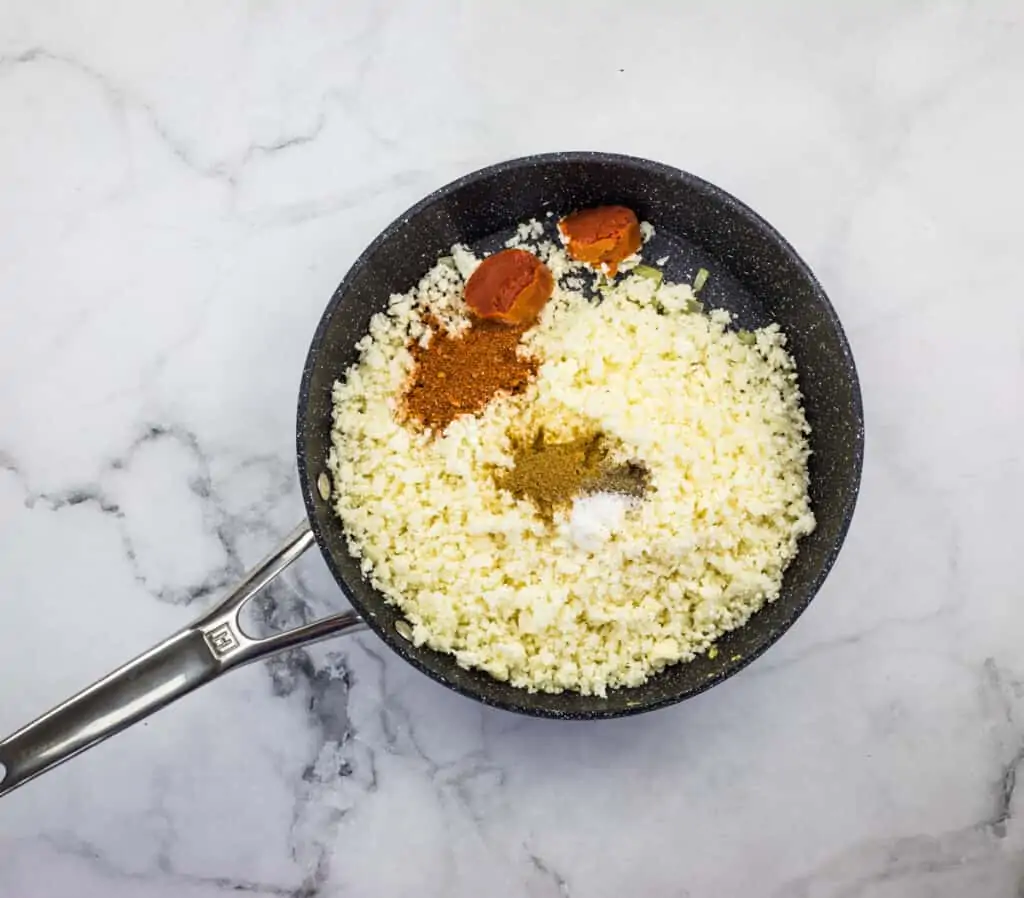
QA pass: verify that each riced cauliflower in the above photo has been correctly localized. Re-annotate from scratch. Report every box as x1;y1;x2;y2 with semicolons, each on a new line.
328;227;814;696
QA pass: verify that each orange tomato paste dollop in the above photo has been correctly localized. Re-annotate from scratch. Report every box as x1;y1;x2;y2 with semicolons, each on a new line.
558;205;642;275
464;248;554;325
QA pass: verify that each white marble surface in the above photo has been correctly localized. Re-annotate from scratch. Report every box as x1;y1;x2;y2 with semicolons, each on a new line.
1;1;1023;895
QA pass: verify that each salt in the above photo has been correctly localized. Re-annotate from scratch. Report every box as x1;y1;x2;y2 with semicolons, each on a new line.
568;492;633;552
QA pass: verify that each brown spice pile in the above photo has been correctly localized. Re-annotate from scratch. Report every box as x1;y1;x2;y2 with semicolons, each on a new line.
403;318;537;434
502;431;605;519
501;429;650;519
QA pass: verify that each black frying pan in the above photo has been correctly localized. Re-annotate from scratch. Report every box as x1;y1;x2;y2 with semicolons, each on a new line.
0;153;863;797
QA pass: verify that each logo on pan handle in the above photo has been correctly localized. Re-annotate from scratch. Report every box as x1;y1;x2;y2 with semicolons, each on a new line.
205;623;240;657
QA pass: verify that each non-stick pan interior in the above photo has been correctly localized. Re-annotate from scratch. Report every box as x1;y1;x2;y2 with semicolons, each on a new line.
297;152;863;719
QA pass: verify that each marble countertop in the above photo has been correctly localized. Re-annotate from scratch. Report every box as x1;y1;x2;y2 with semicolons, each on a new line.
2;2;1023;896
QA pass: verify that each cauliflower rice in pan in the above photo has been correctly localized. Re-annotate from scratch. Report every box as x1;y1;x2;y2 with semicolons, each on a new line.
328;211;814;696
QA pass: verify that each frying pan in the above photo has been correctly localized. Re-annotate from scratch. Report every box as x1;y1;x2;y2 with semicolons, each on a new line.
0;152;863;798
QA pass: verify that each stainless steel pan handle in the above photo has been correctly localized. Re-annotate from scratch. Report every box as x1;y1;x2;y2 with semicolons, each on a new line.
0;521;365;798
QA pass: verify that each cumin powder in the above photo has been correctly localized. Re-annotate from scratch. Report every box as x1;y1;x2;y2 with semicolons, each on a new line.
501;429;650;520
502;431;605;519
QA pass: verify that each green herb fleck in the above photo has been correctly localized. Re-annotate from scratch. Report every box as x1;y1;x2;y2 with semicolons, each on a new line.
693;267;710;293
737;329;757;345
632;264;664;287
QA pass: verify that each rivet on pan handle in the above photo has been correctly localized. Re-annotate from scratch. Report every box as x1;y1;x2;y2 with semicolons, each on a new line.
0;522;365;798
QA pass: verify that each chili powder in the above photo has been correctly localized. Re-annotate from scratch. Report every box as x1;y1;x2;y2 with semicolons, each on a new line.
403;318;537;434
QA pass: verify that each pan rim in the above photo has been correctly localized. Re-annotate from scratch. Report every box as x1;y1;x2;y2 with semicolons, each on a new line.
296;151;864;719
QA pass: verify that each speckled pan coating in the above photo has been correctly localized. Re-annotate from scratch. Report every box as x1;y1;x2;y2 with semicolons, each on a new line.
296;152;864;719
